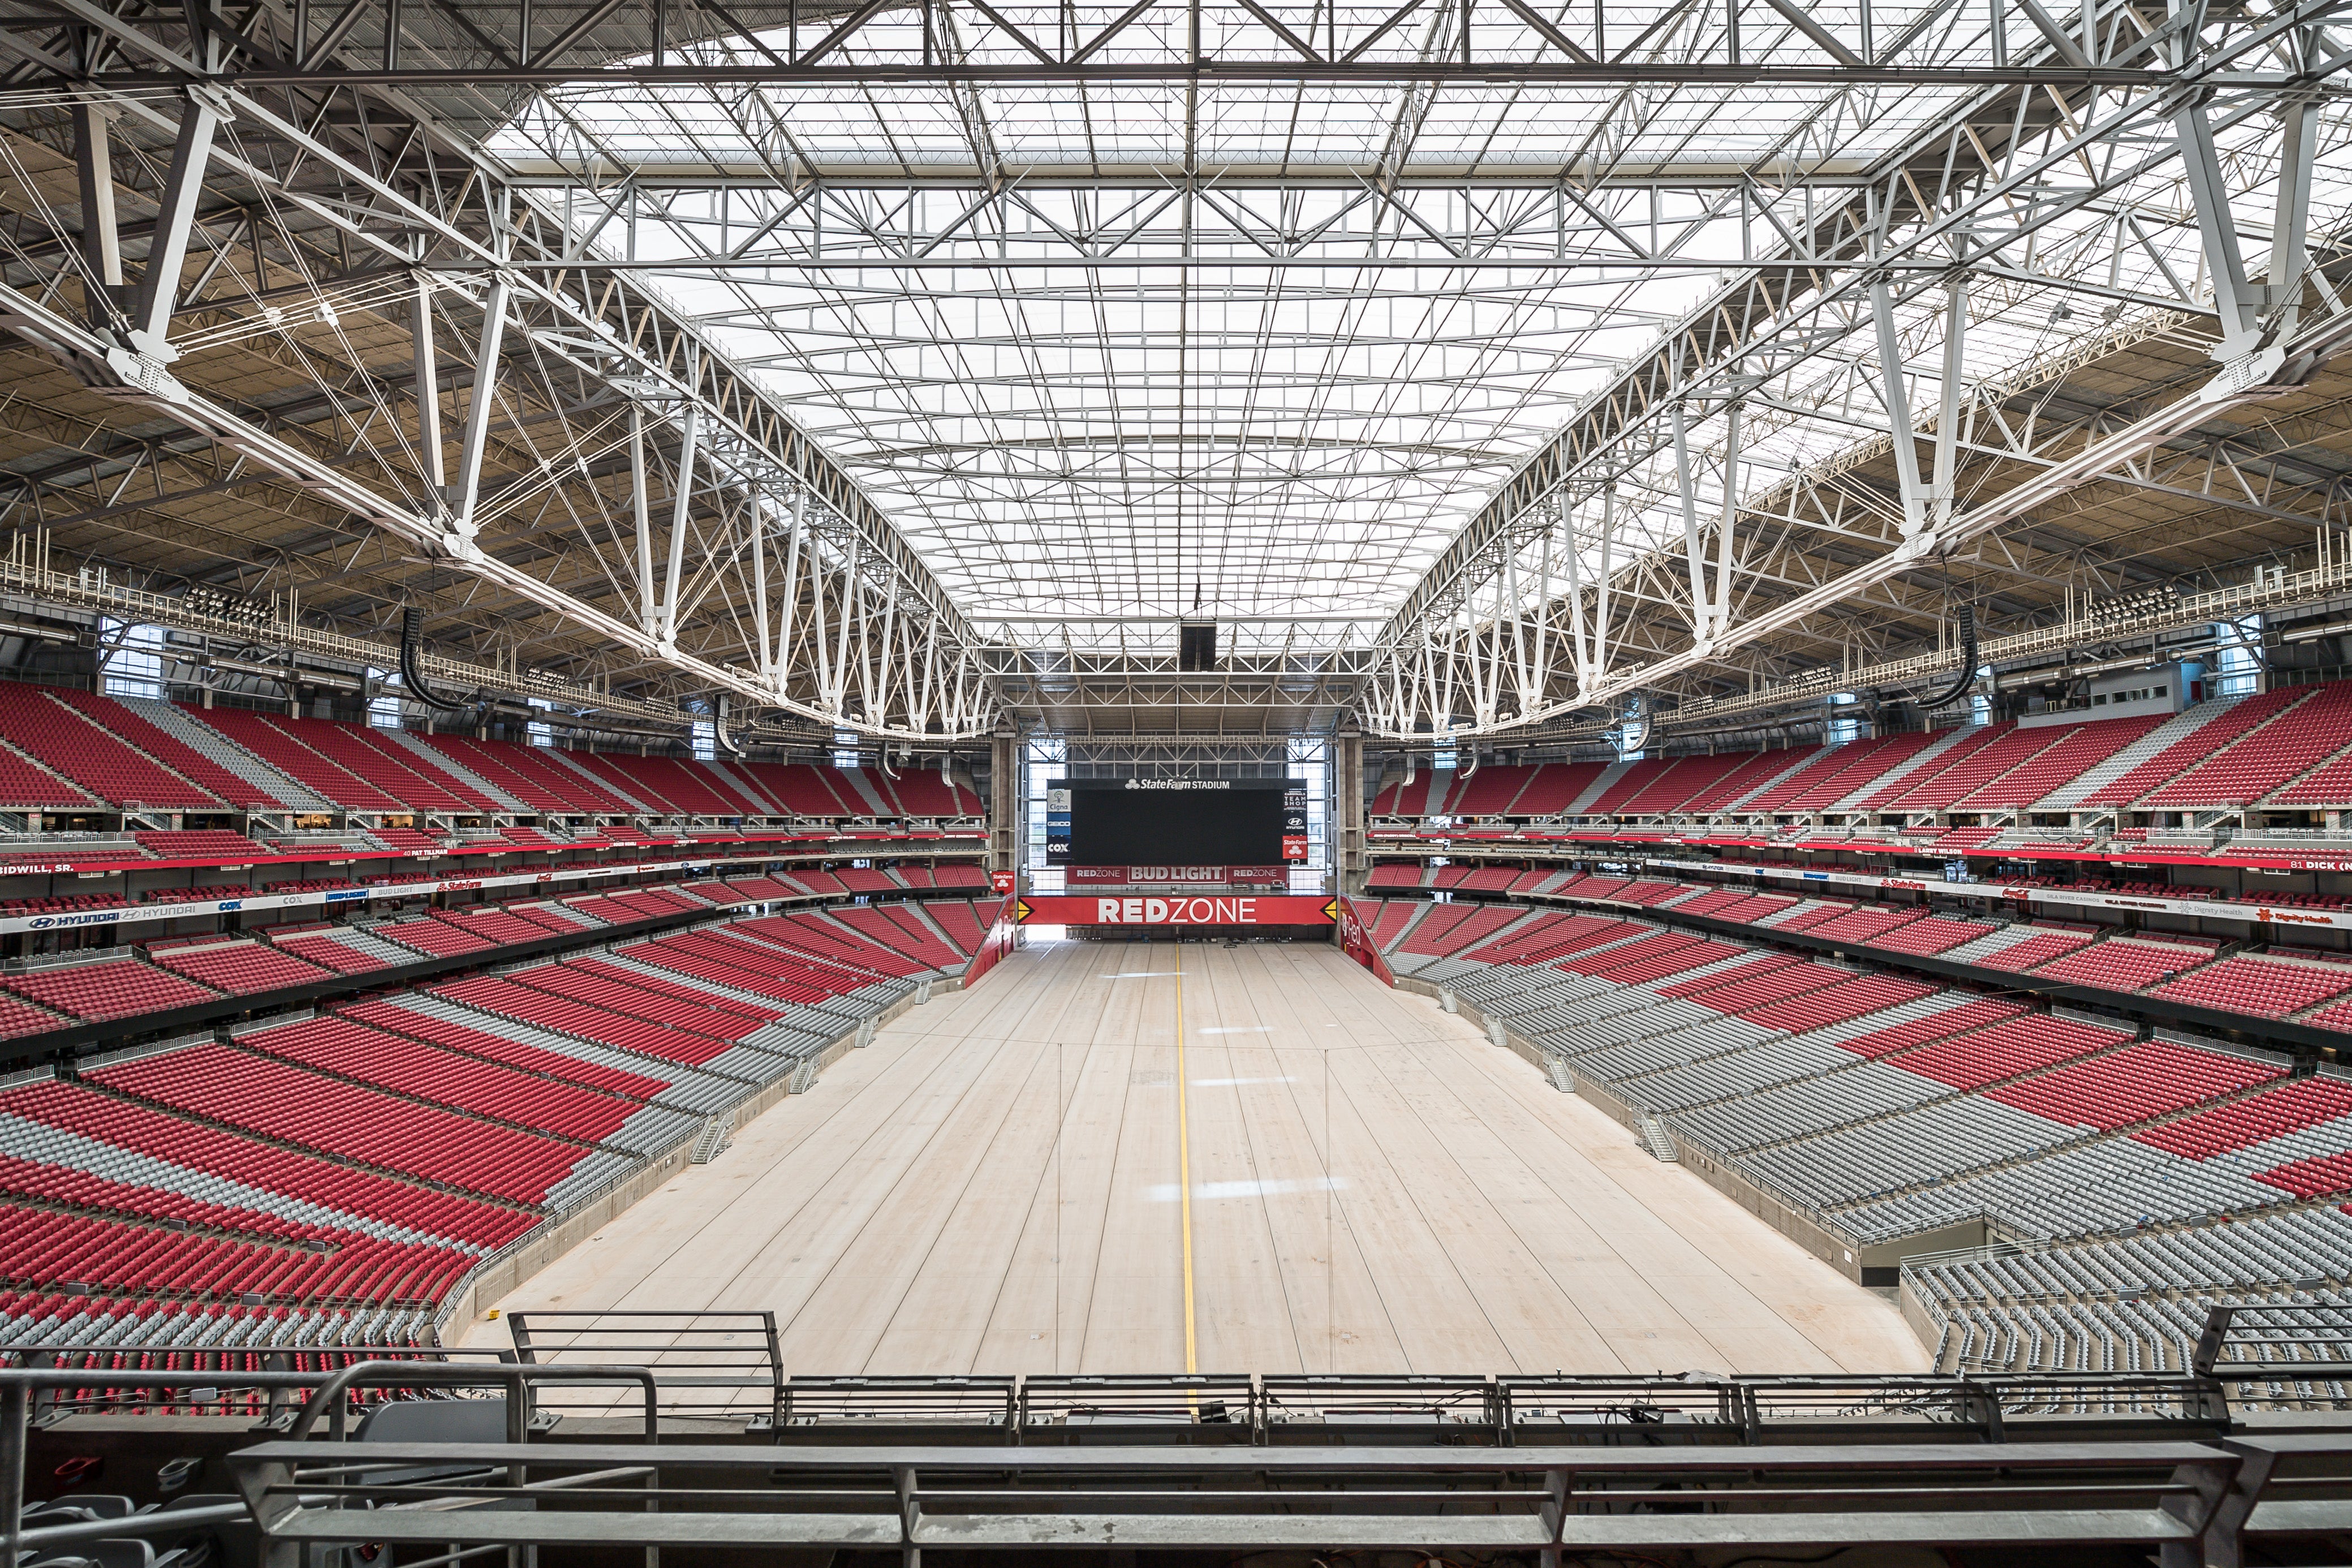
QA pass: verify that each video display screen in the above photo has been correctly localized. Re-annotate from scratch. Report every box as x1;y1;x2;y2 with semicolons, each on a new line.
1046;778;1307;865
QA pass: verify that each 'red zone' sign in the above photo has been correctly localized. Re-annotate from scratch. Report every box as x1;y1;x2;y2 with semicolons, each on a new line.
1016;894;1338;926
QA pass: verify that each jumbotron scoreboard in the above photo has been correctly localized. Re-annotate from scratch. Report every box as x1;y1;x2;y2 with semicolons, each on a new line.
1045;777;1308;868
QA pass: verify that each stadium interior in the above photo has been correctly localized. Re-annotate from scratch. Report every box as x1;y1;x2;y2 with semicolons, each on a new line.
7;0;2352;1557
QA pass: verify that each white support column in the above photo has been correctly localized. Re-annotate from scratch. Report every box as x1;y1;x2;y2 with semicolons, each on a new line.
774;488;805;690
660;403;698;649
127;88;227;359
631;407;657;635
2173;95;2261;360
914;614;940;732
829;537;861;712
71;103;123;321
1335;715;1364;894
809;541;835;709
1593;488;1616;691
410;272;446;492
1562;497;1590;698
447;274;510;539
749;481;771;682
1504;548;1533;713
1529;505;1554;712
2267;67;2320;340
864;571;899;727
1463;580;1495;725
1712;400;1741;641
1869;278;1929;539
1668;403;1711;640
989;718;1019;878
1929;281;1968;531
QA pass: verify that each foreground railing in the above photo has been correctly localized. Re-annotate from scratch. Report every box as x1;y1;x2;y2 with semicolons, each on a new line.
2198;1302;2352;1406
0;1347;2251;1441
223;1434;2261;1566
3;1358;2351;1567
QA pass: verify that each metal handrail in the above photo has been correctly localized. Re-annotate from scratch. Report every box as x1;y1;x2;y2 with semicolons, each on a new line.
286;1363;662;1444
223;1434;2259;1561
2195;1302;2352;1381
0;1361;474;1566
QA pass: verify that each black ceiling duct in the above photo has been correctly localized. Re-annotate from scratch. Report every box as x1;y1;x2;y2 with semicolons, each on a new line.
1616;697;1651;756
1179;622;1218;671
710;692;745;754
400;605;476;714
1912;605;1980;712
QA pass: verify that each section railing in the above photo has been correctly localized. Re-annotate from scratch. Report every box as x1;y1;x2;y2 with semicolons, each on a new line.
9;1356;2345;1565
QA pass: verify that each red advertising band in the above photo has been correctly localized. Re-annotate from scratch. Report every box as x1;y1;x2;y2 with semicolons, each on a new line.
1015;894;1339;926
1334;894;1395;984
963;895;1022;984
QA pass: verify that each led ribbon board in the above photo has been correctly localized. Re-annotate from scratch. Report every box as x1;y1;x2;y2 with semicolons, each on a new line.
1015;895;1339;926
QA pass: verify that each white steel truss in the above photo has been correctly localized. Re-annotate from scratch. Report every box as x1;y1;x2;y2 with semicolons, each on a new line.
0;3;1004;741
0;0;2346;739
1362;0;2352;739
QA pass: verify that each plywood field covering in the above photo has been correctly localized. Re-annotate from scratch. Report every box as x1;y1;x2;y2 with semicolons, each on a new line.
464;938;1926;1376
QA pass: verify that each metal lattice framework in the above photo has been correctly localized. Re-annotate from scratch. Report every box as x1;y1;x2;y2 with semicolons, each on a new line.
0;0;2349;739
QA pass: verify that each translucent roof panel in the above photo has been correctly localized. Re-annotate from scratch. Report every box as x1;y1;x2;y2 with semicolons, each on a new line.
487;3;2036;630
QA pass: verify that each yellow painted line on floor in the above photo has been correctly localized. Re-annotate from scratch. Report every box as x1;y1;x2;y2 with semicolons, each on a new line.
1174;944;1198;1376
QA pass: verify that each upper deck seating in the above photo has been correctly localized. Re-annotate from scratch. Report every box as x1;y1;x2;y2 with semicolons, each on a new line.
146;939;334;996
89;1041;588;1207
0;683;219;809
0;957;219;1021
188;708;407;810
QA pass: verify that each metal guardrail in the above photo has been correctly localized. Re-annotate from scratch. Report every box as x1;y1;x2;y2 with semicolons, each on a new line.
226;1434;2248;1562
508;1311;782;1426
283;1362;659;1443
6;1358;2345;1566
1636;558;2352;738
2198;1302;2352;1383
0;1347;2256;1437
0;557;690;729
0;1360;659;1567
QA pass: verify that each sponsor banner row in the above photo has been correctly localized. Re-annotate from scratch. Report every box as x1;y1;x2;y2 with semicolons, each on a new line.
0;856;740;936
2;830;987;881
1641;858;2352;932
1015;894;1338;927
1374;827;2352;878
1063;864;1291;888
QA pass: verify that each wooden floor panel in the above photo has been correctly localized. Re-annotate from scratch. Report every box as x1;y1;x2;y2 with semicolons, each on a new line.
467;938;1928;1376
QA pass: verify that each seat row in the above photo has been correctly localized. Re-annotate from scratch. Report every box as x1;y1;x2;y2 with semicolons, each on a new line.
0;897;996;1347
1369;680;2352;819
1364;893;2352;1368
0;680;984;819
